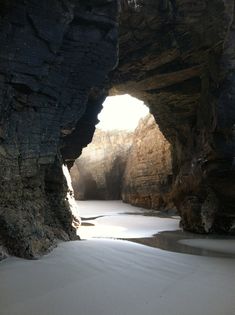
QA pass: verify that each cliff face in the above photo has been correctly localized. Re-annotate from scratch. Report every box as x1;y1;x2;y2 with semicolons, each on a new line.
71;114;173;211
122;115;173;210
111;0;235;233
70;129;133;200
0;0;119;257
0;0;235;257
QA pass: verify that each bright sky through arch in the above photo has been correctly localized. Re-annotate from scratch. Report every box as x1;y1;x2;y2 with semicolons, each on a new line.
96;94;149;131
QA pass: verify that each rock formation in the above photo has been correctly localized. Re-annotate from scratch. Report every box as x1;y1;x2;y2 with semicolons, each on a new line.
70;128;133;200
0;0;119;257
111;0;235;233
0;0;234;257
70;115;172;210
71;114;174;211
122;114;173;210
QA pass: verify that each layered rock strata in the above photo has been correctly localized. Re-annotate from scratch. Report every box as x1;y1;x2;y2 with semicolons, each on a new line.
71;114;174;211
70;129;133;200
0;0;119;257
110;0;235;233
122;114;173;210
0;0;235;257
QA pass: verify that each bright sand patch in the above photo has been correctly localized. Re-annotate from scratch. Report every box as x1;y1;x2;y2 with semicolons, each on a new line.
77;200;180;239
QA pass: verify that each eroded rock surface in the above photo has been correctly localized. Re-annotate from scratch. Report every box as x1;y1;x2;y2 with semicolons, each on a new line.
0;244;7;261
71;114;174;211
0;0;235;257
70;129;133;200
122;114;173;210
110;0;235;233
0;0;119;257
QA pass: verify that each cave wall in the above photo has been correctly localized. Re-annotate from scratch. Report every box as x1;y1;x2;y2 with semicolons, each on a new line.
70;128;133;200
0;0;119;257
0;0;234;257
110;0;235;233
122;114;173;210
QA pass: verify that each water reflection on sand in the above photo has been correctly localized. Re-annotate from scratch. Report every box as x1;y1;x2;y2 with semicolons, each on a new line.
77;200;235;258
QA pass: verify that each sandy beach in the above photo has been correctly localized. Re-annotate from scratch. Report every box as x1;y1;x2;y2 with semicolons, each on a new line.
1;201;235;315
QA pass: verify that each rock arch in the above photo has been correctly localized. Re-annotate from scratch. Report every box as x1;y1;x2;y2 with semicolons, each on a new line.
0;0;234;257
112;1;235;235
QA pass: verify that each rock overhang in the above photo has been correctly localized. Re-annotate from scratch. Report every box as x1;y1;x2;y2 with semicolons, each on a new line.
0;0;234;258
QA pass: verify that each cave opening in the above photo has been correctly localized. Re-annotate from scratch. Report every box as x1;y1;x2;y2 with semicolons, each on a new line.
1;2;235;314
0;0;234;264
69;94;175;239
96;94;149;131
70;94;150;201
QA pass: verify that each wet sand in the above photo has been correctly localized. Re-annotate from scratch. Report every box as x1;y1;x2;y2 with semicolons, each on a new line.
121;230;235;258
78;200;235;258
77;201;179;239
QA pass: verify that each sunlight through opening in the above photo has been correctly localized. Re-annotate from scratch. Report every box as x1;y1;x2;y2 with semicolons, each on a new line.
96;94;149;131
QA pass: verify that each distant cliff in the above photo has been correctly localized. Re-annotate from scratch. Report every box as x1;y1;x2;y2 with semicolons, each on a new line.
70;129;133;200
71;114;174;210
122;114;173;210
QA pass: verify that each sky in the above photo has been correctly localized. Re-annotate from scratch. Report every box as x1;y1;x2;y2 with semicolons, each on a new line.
96;94;149;131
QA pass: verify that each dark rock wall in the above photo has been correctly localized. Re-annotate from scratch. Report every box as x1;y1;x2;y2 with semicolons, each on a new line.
70;129;133;200
0;0;234;257
0;0;119;257
110;0;235;233
122;114;173;210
